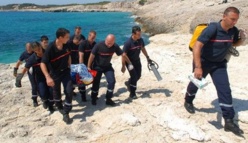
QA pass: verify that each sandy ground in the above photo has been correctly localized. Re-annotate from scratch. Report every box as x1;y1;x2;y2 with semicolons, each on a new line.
0;32;248;143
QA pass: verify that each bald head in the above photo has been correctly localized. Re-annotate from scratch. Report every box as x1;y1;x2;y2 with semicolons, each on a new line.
26;43;33;54
105;34;115;48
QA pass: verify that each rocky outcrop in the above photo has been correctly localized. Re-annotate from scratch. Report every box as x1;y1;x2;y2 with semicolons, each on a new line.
134;0;248;36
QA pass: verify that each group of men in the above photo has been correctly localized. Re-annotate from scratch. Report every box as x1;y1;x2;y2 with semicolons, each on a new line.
14;26;151;124
13;6;246;136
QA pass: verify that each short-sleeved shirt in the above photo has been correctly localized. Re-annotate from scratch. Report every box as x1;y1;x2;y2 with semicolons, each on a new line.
91;41;123;68
69;34;86;41
123;37;145;62
68;41;80;64
41;41;71;75
19;51;33;62
25;52;45;81
78;40;96;65
198;22;239;62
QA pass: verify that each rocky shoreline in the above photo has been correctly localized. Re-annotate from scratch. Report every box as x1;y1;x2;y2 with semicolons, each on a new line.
1;0;248;142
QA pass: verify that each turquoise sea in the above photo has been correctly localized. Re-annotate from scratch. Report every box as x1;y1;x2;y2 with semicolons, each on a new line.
0;11;149;63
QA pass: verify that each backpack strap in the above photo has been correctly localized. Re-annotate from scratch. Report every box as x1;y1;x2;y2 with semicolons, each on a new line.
208;22;219;42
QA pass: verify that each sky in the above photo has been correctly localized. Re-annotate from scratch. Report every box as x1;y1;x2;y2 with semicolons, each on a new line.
0;0;120;6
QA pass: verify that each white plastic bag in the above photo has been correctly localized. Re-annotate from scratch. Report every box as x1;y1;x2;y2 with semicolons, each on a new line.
188;75;209;89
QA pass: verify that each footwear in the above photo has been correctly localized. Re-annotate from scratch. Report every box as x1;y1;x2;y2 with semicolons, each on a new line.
48;106;55;114
106;98;116;106
81;94;87;102
32;97;38;107
184;102;195;114
33;101;38;107
56;102;64;114
125;81;130;92
224;119;244;135
129;94;138;100
42;101;48;109
91;99;97;105
56;102;63;109
63;114;73;124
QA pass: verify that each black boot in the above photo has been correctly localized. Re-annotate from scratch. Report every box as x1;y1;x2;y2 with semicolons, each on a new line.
32;97;38;107
129;93;138;100
91;92;98;105
80;91;87;102
91;98;97;105
124;81;130;92
48;105;55;114
55;101;64;114
63;113;73;124
42;100;48;109
224;119;244;135
106;98;116;106
129;84;137;100
184;102;195;114
82;94;87;102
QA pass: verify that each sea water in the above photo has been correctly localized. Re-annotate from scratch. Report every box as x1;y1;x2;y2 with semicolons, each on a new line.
0;11;149;63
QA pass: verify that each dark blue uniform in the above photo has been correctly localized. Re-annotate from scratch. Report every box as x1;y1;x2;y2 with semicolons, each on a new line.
19;51;38;98
78;40;96;97
41;41;73;114
19;51;33;62
123;37;145;95
68;41;80;64
91;41;123;100
185;22;239;119
79;40;96;66
25;52;53;107
69;34;86;42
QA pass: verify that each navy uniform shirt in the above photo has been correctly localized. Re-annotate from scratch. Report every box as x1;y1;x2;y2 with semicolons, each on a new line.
91;41;123;68
69;34;86;41
123;37;145;62
68;41;79;64
25;51;45;81
19;51;33;62
41;41;71;75
79;40;96;65
198;22;239;62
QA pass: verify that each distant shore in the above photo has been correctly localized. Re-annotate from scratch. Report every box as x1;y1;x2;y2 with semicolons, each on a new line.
0;1;138;13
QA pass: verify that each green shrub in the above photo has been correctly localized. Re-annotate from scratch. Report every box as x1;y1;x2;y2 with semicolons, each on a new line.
139;0;147;5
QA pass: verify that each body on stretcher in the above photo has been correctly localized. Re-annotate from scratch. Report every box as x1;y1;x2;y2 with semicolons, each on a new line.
70;64;97;87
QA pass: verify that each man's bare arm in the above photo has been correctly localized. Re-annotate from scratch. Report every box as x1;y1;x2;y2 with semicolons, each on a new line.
87;53;95;69
193;41;204;79
79;52;84;64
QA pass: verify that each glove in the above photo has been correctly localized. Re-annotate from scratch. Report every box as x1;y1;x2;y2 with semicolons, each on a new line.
15;73;24;88
239;29;247;41
13;67;18;77
128;63;134;71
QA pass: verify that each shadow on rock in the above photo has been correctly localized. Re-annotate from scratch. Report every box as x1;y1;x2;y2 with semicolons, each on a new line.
199;98;248;130
137;88;172;98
